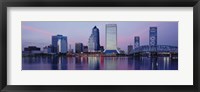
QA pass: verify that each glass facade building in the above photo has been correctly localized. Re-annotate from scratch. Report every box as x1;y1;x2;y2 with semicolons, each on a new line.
92;26;100;51
104;24;119;54
75;43;83;53
88;33;95;52
51;35;68;53
88;26;100;52
134;36;140;48
149;27;157;46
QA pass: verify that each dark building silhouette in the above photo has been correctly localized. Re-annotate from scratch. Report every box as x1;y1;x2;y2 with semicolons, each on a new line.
100;46;104;52
83;46;88;53
127;45;133;55
75;43;83;53
24;46;40;51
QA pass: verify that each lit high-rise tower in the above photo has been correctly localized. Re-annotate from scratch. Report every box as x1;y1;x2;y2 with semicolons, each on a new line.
88;26;100;52
134;36;140;48
51;35;68;53
92;26;100;51
88;34;95;52
149;27;157;46
104;24;119;54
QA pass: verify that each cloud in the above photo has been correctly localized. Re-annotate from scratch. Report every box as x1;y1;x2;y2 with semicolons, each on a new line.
22;25;53;37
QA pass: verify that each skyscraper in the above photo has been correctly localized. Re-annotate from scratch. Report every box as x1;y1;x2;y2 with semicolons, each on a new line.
88;26;100;52
149;27;157;46
104;24;119;54
51;35;68;53
134;36;140;48
88;34;95;52
127;45;133;55
92;26;100;51
52;36;58;53
61;37;67;53
75;43;83;53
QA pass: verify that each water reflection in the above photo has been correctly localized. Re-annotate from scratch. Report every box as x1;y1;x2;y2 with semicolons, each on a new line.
22;56;178;70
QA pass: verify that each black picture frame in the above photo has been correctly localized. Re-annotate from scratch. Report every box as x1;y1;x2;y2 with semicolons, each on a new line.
0;0;199;92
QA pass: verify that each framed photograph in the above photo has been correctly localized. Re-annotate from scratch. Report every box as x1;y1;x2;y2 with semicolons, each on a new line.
0;0;199;92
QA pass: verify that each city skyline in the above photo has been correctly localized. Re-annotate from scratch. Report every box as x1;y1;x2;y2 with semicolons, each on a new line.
22;21;178;52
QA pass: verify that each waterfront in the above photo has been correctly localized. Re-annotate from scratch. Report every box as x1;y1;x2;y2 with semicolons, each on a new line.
22;56;178;70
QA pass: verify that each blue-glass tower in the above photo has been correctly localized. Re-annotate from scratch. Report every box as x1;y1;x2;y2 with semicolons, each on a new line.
92;26;100;51
51;35;68;53
88;26;100;52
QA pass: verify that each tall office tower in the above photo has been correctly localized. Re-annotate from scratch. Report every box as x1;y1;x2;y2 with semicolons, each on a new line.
52;36;58;53
51;35;68;53
134;36;140;48
60;36;67;53
75;43;83;53
92;26;100;51
104;24;119;54
149;27;157;46
127;45;133;55
88;34;95;52
88;26;100;52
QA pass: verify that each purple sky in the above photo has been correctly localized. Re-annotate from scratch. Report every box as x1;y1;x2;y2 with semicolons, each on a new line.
22;21;178;52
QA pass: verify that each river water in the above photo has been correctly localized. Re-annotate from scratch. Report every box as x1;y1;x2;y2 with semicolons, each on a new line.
22;56;178;70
